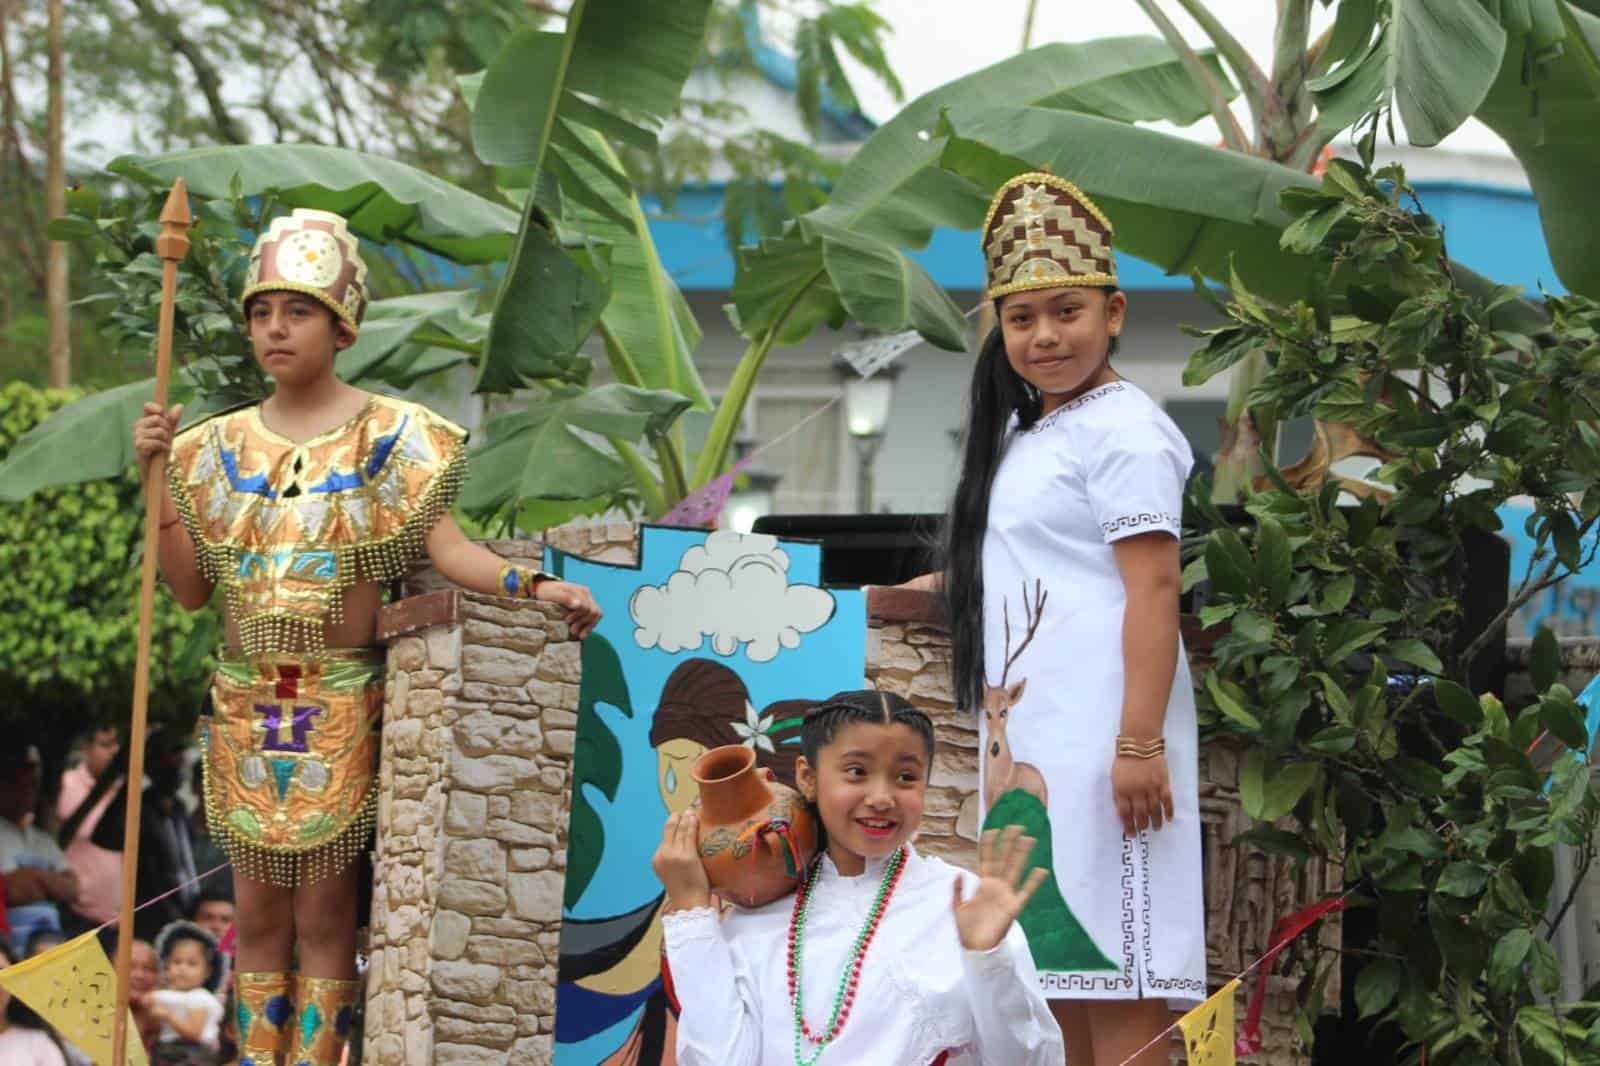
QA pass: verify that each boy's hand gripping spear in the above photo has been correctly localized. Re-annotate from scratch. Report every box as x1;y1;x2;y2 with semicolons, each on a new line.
113;178;192;1065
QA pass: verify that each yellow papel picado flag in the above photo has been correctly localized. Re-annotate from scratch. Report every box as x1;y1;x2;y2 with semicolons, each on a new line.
0;931;149;1065
1178;978;1241;1066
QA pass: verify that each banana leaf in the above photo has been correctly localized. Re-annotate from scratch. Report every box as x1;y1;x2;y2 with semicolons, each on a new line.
805;36;1237;250
111;146;518;263
1475;2;1600;298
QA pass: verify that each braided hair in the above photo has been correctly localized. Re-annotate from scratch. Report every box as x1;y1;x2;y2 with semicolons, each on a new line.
801;689;935;772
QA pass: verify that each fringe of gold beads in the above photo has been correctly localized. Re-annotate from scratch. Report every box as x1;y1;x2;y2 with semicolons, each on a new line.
169;442;468;660
200;653;382;888
201;765;377;889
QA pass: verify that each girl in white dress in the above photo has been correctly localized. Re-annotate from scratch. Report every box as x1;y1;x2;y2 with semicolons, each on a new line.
914;172;1207;1066
654;689;1064;1065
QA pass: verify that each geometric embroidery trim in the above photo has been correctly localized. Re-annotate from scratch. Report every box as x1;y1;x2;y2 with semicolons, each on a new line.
1038;834;1137;995
1101;512;1182;537
1025;381;1127;435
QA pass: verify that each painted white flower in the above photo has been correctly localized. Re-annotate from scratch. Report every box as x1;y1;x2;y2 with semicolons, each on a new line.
730;701;775;753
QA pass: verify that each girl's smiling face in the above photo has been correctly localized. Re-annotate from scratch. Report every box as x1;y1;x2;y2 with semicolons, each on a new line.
796;720;929;876
999;286;1126;414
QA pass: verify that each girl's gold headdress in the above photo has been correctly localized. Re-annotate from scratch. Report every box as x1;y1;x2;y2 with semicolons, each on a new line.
982;172;1117;300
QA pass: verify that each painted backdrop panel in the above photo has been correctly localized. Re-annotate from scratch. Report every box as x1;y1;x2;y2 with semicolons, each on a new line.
549;527;867;1065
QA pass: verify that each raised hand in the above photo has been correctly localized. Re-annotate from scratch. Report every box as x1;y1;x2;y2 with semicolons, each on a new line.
534;579;603;640
652;810;712;913
951;825;1048;952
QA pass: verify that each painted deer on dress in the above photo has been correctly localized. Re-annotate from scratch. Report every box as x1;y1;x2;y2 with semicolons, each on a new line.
982;580;1050;812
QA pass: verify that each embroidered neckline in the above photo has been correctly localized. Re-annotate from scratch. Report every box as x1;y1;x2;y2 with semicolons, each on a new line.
1025;380;1127;434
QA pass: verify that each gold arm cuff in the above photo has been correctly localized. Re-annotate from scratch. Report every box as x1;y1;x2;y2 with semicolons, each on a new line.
498;563;555;600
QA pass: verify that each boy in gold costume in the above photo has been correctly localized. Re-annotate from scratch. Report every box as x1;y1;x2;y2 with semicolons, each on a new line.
131;209;602;1066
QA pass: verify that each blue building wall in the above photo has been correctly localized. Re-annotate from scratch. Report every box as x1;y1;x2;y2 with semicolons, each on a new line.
646;180;1563;296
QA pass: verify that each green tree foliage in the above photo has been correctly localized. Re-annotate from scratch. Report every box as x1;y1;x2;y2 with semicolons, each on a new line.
0;0;902;388
1183;151;1600;1064
0;381;217;733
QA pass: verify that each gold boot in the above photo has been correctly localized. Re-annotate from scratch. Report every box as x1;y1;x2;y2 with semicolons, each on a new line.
235;971;296;1066
287;975;363;1066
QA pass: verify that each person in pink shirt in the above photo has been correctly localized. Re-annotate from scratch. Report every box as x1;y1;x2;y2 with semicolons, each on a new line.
55;726;122;933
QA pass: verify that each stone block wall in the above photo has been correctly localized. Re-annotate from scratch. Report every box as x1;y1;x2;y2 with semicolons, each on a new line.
365;532;605;1066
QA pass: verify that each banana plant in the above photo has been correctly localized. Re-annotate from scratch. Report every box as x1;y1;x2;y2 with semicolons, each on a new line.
461;26;1249;519
1121;0;1599;500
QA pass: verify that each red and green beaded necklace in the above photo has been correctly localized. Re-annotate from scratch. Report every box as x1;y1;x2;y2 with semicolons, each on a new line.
786;846;908;1066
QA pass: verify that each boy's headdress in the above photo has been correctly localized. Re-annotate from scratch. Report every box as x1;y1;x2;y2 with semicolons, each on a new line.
242;209;369;329
982;171;1117;300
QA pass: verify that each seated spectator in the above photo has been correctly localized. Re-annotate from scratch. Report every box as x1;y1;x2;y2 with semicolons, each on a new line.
55;726;123;935
0;940;68;1065
103;933;163;1056
0;745;78;954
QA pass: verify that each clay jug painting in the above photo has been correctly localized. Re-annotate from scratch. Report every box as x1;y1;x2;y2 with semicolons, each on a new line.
691;744;818;908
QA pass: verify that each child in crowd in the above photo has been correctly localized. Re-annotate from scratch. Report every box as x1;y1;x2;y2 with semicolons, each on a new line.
655;689;1063;1064
147;921;226;1066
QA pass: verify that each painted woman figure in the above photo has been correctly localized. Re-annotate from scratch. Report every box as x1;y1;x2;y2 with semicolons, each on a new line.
903;171;1206;1065
568;657;805;1064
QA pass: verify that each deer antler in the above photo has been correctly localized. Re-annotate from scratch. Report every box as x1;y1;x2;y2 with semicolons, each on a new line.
999;579;1048;686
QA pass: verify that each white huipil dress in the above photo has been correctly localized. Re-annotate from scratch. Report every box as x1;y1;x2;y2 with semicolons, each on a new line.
979;379;1207;1005
662;845;1063;1065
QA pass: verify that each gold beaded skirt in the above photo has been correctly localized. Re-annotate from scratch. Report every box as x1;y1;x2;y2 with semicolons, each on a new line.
201;650;383;887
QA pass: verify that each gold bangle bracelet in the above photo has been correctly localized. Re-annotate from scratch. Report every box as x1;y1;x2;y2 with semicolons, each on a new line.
1116;736;1166;759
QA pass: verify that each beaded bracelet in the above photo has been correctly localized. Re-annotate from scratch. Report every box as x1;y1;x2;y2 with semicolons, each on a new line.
498;563;555;600
1116;736;1166;760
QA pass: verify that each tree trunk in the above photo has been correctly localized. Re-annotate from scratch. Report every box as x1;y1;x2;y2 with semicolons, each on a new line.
46;0;68;388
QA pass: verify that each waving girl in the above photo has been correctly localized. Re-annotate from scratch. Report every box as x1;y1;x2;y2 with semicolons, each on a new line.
654;689;1062;1064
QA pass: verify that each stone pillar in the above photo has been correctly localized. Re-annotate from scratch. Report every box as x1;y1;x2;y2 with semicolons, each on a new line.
366;582;577;1061
365;526;637;1066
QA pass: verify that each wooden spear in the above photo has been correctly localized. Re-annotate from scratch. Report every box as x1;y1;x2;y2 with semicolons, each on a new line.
113;177;192;1065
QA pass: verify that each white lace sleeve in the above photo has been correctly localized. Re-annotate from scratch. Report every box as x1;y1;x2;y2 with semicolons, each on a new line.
663;907;762;1066
962;925;1065;1065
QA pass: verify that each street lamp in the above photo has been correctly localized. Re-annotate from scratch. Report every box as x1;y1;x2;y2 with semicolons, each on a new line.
726;434;781;533
837;359;900;513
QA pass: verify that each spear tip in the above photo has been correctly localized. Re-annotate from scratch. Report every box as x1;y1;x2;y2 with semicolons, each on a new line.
156;178;194;263
159;178;192;227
